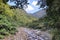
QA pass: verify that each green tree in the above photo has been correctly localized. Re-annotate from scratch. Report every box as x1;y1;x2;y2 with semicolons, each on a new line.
10;0;29;9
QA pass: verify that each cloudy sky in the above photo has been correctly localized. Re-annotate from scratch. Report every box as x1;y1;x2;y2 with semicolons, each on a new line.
7;0;43;14
24;0;40;13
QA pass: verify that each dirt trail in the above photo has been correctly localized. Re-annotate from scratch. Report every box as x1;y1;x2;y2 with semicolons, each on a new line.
3;27;28;40
3;27;52;40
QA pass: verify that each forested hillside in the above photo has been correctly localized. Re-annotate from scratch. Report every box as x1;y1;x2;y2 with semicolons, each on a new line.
0;0;36;39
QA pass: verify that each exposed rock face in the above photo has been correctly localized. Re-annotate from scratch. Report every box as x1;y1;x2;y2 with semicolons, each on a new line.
3;27;52;40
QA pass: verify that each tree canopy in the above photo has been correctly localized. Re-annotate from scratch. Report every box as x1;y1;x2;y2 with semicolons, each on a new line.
37;0;46;8
10;0;29;9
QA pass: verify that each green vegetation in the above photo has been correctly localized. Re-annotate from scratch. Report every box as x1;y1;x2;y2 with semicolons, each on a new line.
10;0;28;9
46;0;60;40
0;2;16;38
0;0;36;39
12;9;37;26
0;0;60;40
28;0;60;40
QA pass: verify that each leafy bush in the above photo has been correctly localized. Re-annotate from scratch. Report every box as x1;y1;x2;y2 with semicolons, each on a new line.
0;2;17;39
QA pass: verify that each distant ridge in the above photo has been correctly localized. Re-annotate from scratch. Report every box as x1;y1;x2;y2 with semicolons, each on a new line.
32;9;46;18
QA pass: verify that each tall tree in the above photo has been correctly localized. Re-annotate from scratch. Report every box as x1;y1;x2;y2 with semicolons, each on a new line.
37;0;46;8
10;0;29;9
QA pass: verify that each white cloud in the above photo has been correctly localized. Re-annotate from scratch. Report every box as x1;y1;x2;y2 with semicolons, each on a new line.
25;5;34;11
32;1;37;6
32;1;40;8
7;0;16;6
24;5;35;13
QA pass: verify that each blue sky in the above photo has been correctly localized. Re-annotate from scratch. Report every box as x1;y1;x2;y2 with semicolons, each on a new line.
7;0;44;14
24;0;40;13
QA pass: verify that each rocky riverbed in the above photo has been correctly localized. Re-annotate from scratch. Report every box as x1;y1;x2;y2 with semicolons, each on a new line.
24;28;52;40
3;27;52;40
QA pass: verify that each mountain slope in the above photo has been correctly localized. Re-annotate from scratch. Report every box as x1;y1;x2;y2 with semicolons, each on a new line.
12;9;37;26
32;9;46;18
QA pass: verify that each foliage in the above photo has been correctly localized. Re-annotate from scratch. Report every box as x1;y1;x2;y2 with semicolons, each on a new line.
10;0;28;9
0;0;36;39
0;2;17;38
28;0;60;40
0;0;8;4
46;0;60;40
12;9;36;26
37;0;46;8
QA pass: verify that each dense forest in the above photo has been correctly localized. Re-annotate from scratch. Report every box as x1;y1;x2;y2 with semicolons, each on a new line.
0;0;60;40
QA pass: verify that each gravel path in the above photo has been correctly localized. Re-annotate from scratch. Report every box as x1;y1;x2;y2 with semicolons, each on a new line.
3;27;52;40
